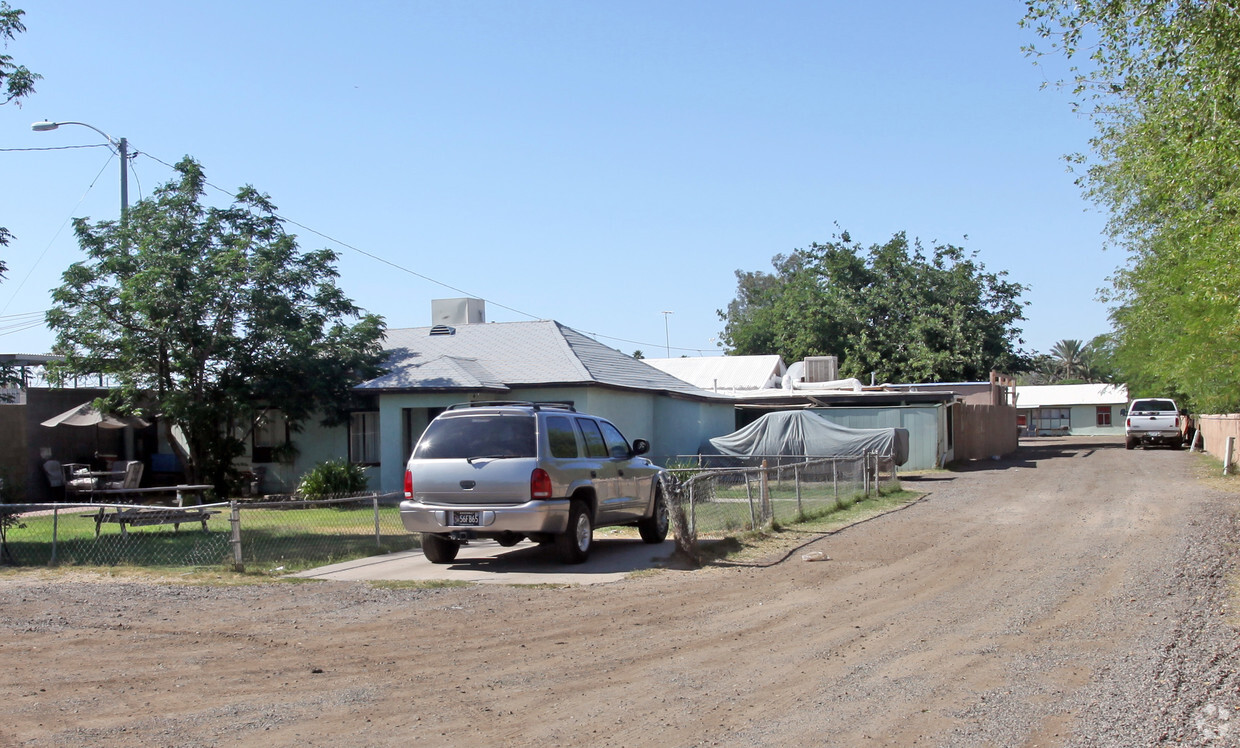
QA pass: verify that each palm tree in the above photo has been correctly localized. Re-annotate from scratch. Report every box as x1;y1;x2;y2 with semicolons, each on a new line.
1049;339;1087;381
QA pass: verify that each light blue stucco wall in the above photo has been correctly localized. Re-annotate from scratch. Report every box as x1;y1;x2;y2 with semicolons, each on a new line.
1068;404;1126;436
246;416;381;495
654;396;736;464
809;405;946;470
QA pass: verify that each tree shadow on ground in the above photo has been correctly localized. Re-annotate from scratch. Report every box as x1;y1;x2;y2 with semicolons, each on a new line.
948;436;1126;473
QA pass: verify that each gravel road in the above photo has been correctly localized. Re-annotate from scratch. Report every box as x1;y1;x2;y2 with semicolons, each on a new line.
1;436;1238;747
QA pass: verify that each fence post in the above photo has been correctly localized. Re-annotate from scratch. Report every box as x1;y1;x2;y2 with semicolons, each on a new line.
833;459;838;503
795;465;802;517
373;495;381;548
688;479;696;536
51;507;59;566
229;500;245;572
863;453;870;496
1226;436;1236;476
760;459;771;526
747;470;758;530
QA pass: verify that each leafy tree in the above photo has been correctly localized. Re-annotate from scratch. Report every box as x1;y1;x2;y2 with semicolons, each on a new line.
0;2;40;282
719;231;1028;383
1023;2;1240;412
47;158;387;493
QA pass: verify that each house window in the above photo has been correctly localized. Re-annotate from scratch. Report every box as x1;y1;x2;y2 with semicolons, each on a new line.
252;410;288;463
349;411;381;465
1032;407;1071;433
1096;406;1112;427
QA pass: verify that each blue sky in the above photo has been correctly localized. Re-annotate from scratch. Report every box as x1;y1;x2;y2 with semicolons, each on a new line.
1;1;1115;362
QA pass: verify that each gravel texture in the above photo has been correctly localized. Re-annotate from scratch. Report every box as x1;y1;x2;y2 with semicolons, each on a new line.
1;436;1238;747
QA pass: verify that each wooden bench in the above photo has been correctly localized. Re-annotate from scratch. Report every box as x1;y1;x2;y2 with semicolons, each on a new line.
84;506;220;538
89;484;215;507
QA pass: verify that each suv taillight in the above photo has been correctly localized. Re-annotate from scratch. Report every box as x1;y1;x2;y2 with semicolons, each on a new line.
531;468;552;499
404;470;413;499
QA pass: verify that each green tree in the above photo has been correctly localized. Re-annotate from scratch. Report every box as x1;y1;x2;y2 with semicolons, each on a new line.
719;231;1028;383
1023;1;1240;412
1048;339;1086;381
0;2;40;282
47;158;387;492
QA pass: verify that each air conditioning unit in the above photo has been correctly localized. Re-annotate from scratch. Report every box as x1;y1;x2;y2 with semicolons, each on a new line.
803;356;838;383
432;298;486;326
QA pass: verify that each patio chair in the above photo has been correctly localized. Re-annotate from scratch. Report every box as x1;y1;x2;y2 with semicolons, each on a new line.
43;459;64;493
45;459;96;500
104;461;144;491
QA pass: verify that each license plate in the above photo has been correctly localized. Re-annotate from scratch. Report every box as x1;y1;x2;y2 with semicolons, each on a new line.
452;511;480;526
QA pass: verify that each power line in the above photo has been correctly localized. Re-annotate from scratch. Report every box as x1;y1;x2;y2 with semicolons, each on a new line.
0;150;116;316
21;146;723;356
0;143;111;152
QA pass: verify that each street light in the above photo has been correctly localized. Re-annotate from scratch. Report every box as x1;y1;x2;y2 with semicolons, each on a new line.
661;310;673;357
31;120;128;219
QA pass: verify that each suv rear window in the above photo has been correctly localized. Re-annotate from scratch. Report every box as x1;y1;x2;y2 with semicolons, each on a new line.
414;415;536;459
546;416;579;458
1131;399;1176;412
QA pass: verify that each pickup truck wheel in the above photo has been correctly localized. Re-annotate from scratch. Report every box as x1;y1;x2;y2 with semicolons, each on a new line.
421;533;460;564
1125;437;1136;450
555;501;592;564
637;486;669;544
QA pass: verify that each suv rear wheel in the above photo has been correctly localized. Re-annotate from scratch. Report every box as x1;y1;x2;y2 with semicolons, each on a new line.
422;533;460;564
555;500;593;564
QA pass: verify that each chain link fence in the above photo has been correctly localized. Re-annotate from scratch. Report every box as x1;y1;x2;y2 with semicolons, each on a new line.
1;456;899;571
0;492;415;572
660;453;899;560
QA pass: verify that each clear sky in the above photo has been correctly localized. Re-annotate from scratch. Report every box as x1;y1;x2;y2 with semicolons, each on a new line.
1;1;1116;363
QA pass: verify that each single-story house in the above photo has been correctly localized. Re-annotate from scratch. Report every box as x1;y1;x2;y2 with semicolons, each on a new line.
1013;383;1129;437
335;300;736;495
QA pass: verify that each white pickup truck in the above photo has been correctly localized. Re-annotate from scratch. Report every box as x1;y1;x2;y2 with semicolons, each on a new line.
1125;398;1186;450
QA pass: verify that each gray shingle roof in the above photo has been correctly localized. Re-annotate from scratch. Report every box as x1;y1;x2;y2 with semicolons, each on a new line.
359;320;723;400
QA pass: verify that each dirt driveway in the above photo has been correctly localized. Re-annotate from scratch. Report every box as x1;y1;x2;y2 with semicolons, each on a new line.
3;436;1239;747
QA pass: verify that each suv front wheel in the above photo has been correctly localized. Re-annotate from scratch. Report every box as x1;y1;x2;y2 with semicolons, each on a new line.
637;486;669;544
555;500;593;564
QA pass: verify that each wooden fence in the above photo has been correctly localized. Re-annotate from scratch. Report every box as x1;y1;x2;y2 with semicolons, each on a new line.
953;403;1018;462
1198;414;1240;467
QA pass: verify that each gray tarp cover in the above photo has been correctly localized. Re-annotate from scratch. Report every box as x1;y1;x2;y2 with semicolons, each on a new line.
706;410;909;466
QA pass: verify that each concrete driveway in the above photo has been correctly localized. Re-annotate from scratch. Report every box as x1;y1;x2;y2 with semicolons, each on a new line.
294;536;681;585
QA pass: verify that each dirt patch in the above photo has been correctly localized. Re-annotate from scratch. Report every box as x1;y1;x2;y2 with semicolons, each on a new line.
2;436;1239;747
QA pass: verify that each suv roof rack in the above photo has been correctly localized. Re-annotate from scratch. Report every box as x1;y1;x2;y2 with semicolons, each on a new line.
447;400;577;412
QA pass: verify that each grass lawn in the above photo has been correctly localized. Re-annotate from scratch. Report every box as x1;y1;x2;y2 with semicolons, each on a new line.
0;504;419;572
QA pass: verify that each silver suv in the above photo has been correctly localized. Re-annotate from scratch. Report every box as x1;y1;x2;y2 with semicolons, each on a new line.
400;401;670;564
